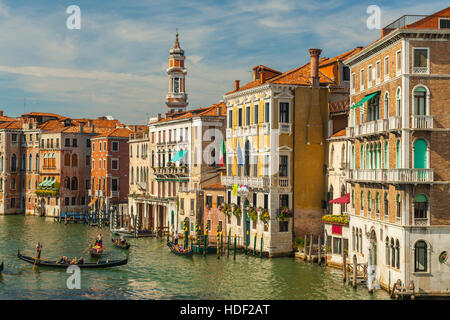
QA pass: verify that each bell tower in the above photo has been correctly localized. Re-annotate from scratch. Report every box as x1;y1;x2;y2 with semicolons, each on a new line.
166;32;188;114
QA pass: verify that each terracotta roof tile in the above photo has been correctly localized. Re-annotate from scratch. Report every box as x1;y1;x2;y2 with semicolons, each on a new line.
156;102;226;123
202;182;225;190
331;128;346;138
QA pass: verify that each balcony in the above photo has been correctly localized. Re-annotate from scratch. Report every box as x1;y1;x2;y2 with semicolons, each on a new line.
242;126;250;136
412;67;429;74
111;191;119;198
222;175;271;189
261;123;270;135
346;168;434;184
235;127;242;137
279;123;292;134
278;177;289;187
411;115;433;130
413;217;429;226
226;128;233;139
250;124;258;136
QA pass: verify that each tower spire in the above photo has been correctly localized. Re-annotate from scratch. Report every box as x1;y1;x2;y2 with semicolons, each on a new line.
166;31;188;114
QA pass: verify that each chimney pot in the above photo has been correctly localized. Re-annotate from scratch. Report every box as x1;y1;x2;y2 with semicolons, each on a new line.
309;48;322;87
234;80;240;91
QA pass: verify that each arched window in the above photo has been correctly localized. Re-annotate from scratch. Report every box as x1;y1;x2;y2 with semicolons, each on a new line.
341;145;345;168
396;140;401;168
396;194;402;223
28;154;32;171
64;154;70;167
384;91;389;118
365;144;370;168
384;141;389;169
352;227;356;251
395;239;400;269
360;190;364;211
11;154;17;172
377;143;382;169
351;189;355;209
72;154;78;167
396;87;401;116
64;177;70;189
414;240;427;272
43;153;48;169
328;185;334;215
376;192;380;214
385;237;390;265
390;238;395;267
130;167;134;184
360;145;364;169
384;192;389;219
51;153;56;168
413;86;427;115
368;191;372;213
413;139;427;169
35;154;39;172
351;146;355;169
71;177;78;190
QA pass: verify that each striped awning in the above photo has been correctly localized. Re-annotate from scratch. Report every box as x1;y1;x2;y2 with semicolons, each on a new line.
350;92;379;109
170;150;187;162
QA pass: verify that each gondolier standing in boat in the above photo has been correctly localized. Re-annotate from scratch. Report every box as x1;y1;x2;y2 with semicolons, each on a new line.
96;234;103;247
174;230;179;245
35;242;42;260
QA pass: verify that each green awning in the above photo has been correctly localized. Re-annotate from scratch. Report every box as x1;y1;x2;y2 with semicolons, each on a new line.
351;92;379;109
414;194;428;203
38;180;47;187
170;150;187;162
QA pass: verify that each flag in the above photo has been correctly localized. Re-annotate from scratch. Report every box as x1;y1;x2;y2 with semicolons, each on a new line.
219;140;226;167
232;184;238;196
237;140;243;166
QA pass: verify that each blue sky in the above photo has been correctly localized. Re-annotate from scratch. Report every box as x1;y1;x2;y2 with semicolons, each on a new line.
0;0;446;123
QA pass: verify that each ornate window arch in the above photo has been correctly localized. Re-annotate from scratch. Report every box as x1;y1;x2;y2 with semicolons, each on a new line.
395;87;401;116
412;84;430;116
384;91;389;118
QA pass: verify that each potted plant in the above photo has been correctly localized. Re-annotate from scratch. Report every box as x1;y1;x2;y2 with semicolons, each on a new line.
222;203;231;217
259;210;270;224
247;207;258;222
232;205;242;218
277;207;292;222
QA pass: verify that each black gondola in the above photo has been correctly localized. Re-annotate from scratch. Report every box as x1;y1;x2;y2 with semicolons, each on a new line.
17;251;127;269
167;240;193;257
0;260;3;273
111;238;130;250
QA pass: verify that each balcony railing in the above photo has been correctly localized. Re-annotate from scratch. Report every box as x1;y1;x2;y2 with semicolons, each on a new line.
347;117;401;138
250;124;258;136
279;177;289;187
222;175;271;189
413;217;429;226
111;191;119;198
411;115;433;129
279;123;292;134
347;168;434;184
226;128;233;139
412;67;429;74
261;123;270;135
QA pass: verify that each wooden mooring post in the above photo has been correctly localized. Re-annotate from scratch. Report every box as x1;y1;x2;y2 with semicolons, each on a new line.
308;234;313;262
303;233;308;261
318;235;321;265
352;254;357;289
343;252;347;282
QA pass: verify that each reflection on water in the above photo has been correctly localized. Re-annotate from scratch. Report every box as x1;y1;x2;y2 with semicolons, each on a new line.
0;216;389;300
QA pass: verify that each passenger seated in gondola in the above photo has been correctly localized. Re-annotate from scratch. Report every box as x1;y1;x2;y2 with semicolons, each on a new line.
70;257;78;265
78;257;84;264
57;256;64;264
120;235;126;245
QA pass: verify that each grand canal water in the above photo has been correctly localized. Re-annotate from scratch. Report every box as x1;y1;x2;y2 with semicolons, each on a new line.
0;215;389;300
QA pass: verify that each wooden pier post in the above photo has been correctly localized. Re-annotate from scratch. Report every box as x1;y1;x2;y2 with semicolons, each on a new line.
260;234;263;258
245;230;249;255
308;234;313;262
203;233;207;257
227;230;231;258
318;235;321;265
304;233;308;261
352;254;357;289
343;251;347;282
217;233;220;260
253;233;257;256
233;234;237;260
220;232;224;256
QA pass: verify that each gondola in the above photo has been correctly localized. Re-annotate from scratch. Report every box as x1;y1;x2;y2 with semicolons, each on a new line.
167;240;193;257
17;251;127;269
0;260;3;273
89;246;104;258
111;238;130;250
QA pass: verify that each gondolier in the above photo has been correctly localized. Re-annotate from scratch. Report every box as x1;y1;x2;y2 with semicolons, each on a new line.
35;242;42;260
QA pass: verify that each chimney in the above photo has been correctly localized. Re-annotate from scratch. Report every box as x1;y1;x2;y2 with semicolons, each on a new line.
157;113;162;121
0;110;3;117
91;125;95;134
260;71;266;84
234;80;240;91
309;48;322;87
79;122;85;133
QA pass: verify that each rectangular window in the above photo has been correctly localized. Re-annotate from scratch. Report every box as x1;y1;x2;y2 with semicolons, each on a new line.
112;178;118;192
376;61;381;80
72;139;77;147
279;102;290;123
71;197;76;206
180;198;184;210
111;159;119;170
238;108;243;126
65;197;69;206
264;102;270;123
279;155;288;177
396;50;402;72
264;194;268;210
228;110;233;128
360;69;364;88
190;199;195;212
351;73;356;90
440;18;450;29
245;106;250;126
227;191;231;204
217;196;224;207
254;104;259;124
65;138;70;147
343;66;350;81
333;237;342;255
279;221;289;232
384;57;390;78
368;65;372;84
112;141;119;152
413;48;428;73
205;195;213;208
99;142;102;152
86;139;91;148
